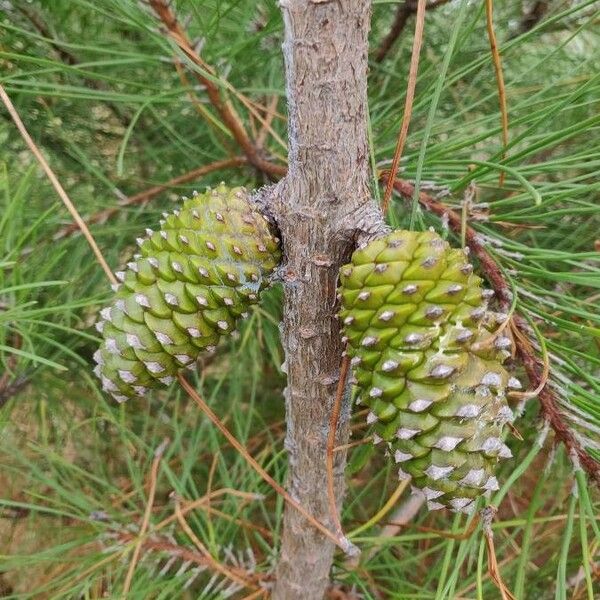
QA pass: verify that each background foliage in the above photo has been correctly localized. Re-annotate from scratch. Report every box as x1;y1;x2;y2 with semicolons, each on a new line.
0;0;598;598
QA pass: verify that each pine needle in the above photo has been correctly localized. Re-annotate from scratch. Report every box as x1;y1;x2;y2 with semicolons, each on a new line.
484;0;510;186
0;84;116;284
381;0;427;215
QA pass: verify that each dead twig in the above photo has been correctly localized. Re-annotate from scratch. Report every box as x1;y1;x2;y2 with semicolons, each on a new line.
0;84;117;285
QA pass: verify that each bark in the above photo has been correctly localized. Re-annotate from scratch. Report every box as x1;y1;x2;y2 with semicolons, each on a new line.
268;1;386;599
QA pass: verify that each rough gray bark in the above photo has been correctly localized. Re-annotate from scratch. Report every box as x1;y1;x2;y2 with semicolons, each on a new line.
268;1;386;598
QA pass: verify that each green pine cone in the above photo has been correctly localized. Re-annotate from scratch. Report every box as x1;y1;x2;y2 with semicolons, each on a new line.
339;229;520;513
94;184;281;402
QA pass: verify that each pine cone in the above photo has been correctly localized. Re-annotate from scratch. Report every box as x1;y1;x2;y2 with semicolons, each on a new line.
94;184;281;402
339;229;520;513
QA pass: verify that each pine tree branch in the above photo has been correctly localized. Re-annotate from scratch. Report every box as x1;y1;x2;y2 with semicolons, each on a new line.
114;530;273;586
146;0;285;178
388;176;600;486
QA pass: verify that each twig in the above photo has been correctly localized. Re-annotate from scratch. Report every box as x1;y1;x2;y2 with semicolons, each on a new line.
387;176;600;485
374;3;413;63
147;0;284;178
173;494;259;591
326;355;350;539
0;376;30;408
0;84;117;285
116;531;210;566
514;324;598;480
55;157;247;239
122;438;169;597
485;0;509;186
177;374;355;553
374;0;450;63
381;0;427;215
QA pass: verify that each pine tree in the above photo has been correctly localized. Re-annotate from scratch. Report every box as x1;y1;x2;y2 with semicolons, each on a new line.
0;1;598;599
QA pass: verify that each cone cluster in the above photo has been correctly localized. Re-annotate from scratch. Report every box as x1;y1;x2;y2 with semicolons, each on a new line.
339;229;519;513
94;184;281;402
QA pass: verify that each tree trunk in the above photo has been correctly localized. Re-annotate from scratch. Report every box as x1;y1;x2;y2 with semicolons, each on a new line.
269;1;385;598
